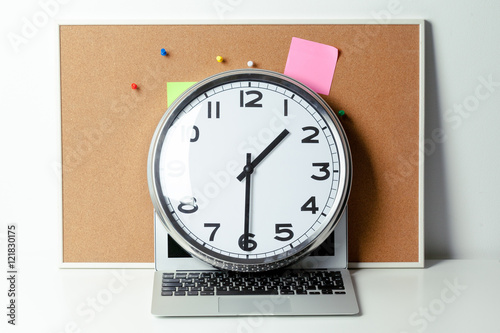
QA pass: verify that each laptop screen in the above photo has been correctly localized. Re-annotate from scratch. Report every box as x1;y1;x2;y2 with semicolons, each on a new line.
167;232;335;258
155;211;347;271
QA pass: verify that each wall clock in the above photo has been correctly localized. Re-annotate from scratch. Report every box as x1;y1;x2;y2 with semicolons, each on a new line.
148;69;351;271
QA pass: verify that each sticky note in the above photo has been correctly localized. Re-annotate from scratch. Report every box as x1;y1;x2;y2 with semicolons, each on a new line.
284;37;339;95
167;82;197;107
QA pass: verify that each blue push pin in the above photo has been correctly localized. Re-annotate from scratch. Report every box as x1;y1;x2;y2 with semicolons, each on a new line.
161;48;167;56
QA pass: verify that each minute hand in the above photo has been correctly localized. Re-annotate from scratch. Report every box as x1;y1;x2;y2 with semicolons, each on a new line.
237;129;290;182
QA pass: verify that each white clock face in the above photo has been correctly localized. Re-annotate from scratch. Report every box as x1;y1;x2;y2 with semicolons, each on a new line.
149;70;350;271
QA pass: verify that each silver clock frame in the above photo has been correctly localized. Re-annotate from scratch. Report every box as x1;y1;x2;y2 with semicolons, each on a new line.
147;69;352;272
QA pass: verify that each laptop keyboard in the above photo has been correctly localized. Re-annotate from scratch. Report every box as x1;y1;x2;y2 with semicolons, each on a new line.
161;270;345;296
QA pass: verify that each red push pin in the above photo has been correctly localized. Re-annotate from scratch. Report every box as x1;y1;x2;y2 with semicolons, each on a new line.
131;83;138;90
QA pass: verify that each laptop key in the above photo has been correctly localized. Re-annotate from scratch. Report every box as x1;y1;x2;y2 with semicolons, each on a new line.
320;284;335;290
161;291;173;296
321;284;345;290
217;289;279;296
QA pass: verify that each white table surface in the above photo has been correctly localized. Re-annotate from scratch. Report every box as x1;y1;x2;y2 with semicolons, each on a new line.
3;260;500;333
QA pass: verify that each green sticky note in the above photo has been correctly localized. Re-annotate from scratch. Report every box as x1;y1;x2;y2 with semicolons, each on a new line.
167;82;197;107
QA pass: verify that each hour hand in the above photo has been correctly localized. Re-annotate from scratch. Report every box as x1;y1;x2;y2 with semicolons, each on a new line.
237;129;289;181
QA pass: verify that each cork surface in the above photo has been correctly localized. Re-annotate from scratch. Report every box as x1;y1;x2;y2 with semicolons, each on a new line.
60;24;421;263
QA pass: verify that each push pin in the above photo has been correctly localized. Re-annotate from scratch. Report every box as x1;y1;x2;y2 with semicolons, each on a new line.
338;110;346;117
131;83;138;90
161;48;167;56
216;56;224;63
247;60;254;67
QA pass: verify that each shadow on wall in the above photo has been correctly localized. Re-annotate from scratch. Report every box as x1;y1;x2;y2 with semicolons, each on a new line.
423;21;453;259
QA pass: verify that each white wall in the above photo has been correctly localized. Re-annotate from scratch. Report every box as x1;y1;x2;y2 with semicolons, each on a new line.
1;0;499;264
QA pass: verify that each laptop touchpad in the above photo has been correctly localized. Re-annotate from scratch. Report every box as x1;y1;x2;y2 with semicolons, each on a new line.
218;296;292;314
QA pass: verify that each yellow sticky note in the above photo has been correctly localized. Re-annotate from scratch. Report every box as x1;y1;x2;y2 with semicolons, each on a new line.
167;82;197;107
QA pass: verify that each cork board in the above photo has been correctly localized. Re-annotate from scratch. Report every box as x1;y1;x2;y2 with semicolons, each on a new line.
59;22;424;266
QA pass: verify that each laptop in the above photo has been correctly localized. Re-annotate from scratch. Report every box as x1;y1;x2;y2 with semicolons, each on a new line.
151;209;359;316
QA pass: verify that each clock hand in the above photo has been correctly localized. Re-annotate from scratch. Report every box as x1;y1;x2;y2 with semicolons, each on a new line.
242;153;252;251
237;129;290;181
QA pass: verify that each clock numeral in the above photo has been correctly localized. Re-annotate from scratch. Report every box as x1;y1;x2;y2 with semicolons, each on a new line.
204;223;220;241
301;196;319;214
190;125;199;142
274;224;294;241
208;101;220;118
311;162;330;181
179;125;200;143
238;233;257;251
240;90;263;108
301;126;320;143
283;99;288;116
177;197;198;214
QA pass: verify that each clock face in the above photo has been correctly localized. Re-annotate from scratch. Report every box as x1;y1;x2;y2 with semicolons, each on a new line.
148;69;351;271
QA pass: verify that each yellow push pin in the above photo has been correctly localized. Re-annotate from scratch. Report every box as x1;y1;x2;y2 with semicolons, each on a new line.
216;56;224;63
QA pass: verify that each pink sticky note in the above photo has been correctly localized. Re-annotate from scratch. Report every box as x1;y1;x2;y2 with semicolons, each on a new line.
284;37;339;95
